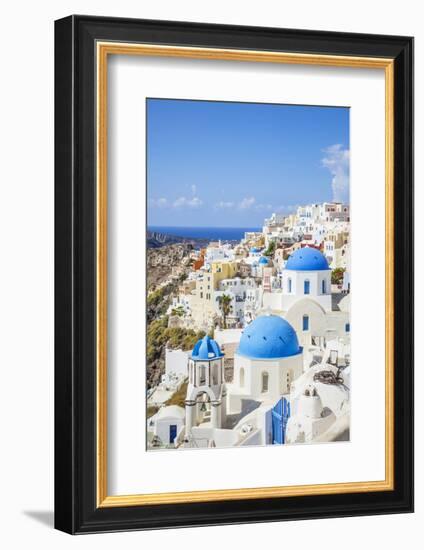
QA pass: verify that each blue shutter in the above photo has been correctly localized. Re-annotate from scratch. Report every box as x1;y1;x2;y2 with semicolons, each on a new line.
169;424;177;443
272;397;291;444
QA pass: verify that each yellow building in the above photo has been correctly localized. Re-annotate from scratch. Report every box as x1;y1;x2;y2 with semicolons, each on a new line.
190;261;238;330
210;260;238;283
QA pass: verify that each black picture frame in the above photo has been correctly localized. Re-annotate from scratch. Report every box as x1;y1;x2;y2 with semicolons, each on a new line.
55;15;414;534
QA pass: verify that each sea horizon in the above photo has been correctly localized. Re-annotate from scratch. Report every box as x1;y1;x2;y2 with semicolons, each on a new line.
148;225;262;241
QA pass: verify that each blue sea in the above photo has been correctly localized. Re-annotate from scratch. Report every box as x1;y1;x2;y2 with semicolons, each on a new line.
149;226;261;241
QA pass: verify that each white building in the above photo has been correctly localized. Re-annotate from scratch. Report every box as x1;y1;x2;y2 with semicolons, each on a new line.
263;212;286;227
168;293;193;317
310;222;327;246
147;349;189;408
286;361;350;443
164;348;190;378
318;202;350;222
244;287;262;323
244;246;263;263
281;246;332;312
226;314;304;414
213;277;257;325
214;328;244;348
285;385;337;443
262;247;350;348
153;406;185;447
204;242;235;265
244;253;271;278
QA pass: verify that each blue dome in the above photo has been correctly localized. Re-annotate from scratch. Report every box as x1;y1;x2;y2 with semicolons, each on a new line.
285;247;329;271
250;247;261;253
259;256;269;265
191;335;223;361
237;315;301;360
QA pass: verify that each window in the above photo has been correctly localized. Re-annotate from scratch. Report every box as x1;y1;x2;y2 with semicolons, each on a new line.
303;315;309;331
304;280;310;294
212;365;218;385
288;278;292;293
199;366;206;385
345;323;350;333
261;371;269;393
322;279;326;294
239;367;245;388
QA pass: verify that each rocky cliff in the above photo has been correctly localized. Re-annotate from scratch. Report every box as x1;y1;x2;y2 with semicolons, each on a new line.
147;243;193;291
147;230;208;249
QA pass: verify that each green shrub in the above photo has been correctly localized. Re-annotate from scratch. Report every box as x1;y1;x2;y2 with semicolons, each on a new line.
331;267;345;285
264;241;276;257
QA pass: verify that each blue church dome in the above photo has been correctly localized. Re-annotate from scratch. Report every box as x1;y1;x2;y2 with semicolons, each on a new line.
237;315;301;360
191;335;223;361
259;256;269;265
285;246;329;271
250;247;261;253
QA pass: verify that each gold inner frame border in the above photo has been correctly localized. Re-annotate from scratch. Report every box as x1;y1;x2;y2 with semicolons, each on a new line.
96;42;394;508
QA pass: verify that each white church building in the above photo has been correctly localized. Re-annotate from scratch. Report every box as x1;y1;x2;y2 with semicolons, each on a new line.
225;314;303;413
147;312;349;449
262;246;350;348
178;315;305;448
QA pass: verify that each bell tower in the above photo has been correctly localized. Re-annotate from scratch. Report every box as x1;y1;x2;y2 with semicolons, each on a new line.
185;335;226;432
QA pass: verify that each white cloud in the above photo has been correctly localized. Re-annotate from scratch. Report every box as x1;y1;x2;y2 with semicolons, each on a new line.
237;199;277;212
169;184;203;208
149;197;168;208
216;198;274;212
322;144;350;203
173;196;203;208
215;201;235;209
239;196;256;209
150;192;203;209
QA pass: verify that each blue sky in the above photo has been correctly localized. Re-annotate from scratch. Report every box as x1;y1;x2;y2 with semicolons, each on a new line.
147;98;349;228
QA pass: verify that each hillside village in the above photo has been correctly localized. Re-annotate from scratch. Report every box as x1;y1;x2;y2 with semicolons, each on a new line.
146;201;351;450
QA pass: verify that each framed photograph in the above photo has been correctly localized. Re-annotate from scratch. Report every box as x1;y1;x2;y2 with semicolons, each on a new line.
55;15;414;534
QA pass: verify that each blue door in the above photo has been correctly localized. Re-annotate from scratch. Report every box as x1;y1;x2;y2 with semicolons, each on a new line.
272;398;291;444
169;424;177;443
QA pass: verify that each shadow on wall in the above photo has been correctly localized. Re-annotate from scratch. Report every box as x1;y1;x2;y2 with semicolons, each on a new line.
224;398;261;429
23;510;54;529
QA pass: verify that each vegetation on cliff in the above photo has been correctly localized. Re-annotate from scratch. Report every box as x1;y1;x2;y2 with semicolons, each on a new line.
263;240;276;257
146;315;206;388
